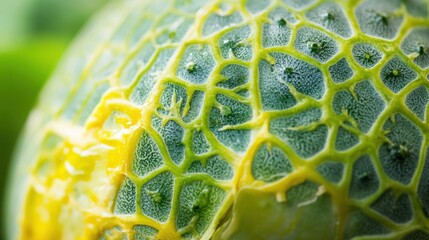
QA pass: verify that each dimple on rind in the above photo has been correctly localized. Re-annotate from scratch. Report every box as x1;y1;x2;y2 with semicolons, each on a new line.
262;8;296;48
400;27;429;69
352;43;384;68
332;80;385;133
219;26;253;61
379;113;422;185
140;171;174;222
259;52;325;111
294;26;339;63
209;94;252;152
355;0;404;40
380;56;417;93
177;44;216;84
305;2;352;38
176;180;226;235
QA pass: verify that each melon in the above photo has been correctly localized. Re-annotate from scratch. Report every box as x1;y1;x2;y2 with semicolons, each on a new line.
6;0;429;239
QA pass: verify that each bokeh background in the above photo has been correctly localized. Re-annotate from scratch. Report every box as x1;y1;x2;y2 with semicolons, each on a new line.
0;0;109;237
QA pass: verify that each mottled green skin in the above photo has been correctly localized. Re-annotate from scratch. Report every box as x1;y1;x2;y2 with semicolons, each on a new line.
7;0;429;239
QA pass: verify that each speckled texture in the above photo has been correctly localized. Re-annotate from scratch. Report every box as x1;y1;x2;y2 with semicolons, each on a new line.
6;0;429;239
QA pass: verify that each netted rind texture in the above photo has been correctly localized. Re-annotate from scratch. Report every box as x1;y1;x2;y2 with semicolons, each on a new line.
7;0;429;239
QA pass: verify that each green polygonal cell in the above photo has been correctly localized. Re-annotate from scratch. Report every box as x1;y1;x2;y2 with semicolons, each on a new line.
187;155;234;181
183;91;205;123
343;209;390;240
370;189;413;224
316;161;344;184
120;43;156;86
355;0;404;40
159;83;187;116
402;230;429;240
191;130;211;155
270;108;327;158
332;80;385;133
401;27;429;69
202;11;243;37
132;132;164;177
140;171;174;222
294;26;339;63
131;48;177;105
328;58;354;83
262;8;296;48
403;0;429;17
156;18;193;45
218;64;249;89
417;148;429;216
176;181;226;236
380;57;418;93
405;86;429;121
219;26;253;61
174;0;206;13
379;114;422;185
177;44;216;84
282;0;317;10
349;155;379;200
251;144;294;183
335;127;359;151
245;0;272;14
151;117;185;165
114;177;137;215
209;94;252;152
305;2;352;38
155;14;183;46
352;43;384;68
259;52;324;110
134;225;158;240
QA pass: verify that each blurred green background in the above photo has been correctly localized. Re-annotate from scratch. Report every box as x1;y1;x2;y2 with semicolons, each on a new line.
0;0;108;237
